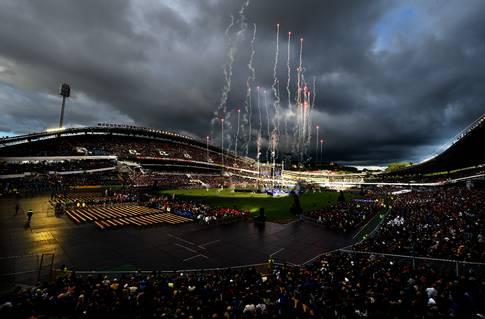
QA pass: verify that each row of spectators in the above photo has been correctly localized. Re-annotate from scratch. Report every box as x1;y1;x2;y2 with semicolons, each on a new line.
1;250;483;318
355;187;485;262
306;199;383;233
128;171;262;190
53;192;141;209
1;172;125;196
0;159;116;175
128;172;194;189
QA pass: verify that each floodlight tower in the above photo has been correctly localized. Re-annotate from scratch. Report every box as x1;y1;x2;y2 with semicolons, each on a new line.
58;83;71;128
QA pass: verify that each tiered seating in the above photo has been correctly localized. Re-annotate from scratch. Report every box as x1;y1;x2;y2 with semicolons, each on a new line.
65;204;192;230
0;133;257;171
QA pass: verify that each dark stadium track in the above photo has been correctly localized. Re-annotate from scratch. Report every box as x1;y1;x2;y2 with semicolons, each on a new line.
0;194;355;289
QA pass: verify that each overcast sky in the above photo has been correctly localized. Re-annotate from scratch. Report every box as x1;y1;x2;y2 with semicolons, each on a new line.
0;0;483;165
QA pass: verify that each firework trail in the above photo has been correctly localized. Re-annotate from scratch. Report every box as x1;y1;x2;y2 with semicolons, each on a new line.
256;133;261;166
312;76;317;108
264;90;271;162
285;31;292;151
224;112;233;154
257;87;262;140
302;82;307;158
276;80;281;140
235;108;241;157
306;76;316;152
246;90;252;157
212;0;250;149
256;86;262;163
221;118;224;166
213;14;235;149
293;37;304;157
210;14;234;139
271;23;280;160
238;0;250;20
298;38;305;160
225;14;235;37
232;0;250;154
244;23;257;157
221;45;234;117
218;15;235;118
300;70;308;158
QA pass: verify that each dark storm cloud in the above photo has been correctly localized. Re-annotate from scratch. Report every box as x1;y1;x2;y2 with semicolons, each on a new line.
0;0;483;164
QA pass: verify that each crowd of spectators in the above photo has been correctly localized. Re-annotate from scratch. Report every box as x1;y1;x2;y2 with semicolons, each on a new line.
127;171;262;191
147;196;250;224
355;187;485;262
1;171;125;196
367;166;485;184
53;189;141;209
0;159;117;175
129;172;193;189
306;199;382;233
1;250;483;318
1;178;484;317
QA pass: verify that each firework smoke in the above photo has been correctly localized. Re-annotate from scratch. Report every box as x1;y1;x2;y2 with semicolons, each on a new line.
285;31;292;150
244;23;257;157
271;23;280;160
264;90;271;162
212;0;250;151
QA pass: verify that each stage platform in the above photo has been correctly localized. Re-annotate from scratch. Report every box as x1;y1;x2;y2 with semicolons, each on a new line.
0;194;356;290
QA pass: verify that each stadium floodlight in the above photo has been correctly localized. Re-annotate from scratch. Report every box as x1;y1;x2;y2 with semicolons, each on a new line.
46;127;66;133
58;83;71;128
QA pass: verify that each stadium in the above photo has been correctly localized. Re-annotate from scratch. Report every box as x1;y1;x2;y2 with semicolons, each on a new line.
1;1;485;318
0;113;484;317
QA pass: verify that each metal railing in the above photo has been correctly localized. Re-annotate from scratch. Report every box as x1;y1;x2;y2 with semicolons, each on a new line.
2;247;485;293
338;249;485;277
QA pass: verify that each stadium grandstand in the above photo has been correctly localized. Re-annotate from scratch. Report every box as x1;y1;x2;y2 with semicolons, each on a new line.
0;123;274;192
0;123;257;172
2;114;484;191
386;114;485;176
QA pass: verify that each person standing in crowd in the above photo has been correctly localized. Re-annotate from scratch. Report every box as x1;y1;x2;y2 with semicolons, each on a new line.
14;201;20;216
25;209;33;228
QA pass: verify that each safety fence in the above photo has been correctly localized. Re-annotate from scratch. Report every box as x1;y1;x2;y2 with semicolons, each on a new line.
2;247;485;293
0;253;55;292
338;249;485;277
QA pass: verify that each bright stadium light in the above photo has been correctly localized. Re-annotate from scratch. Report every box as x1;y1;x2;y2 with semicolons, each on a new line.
46;127;66;133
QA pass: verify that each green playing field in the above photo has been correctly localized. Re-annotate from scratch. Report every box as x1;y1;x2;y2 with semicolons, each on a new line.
160;188;359;221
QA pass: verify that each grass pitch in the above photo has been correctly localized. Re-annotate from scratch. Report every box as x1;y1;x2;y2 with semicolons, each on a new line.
160;188;358;221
